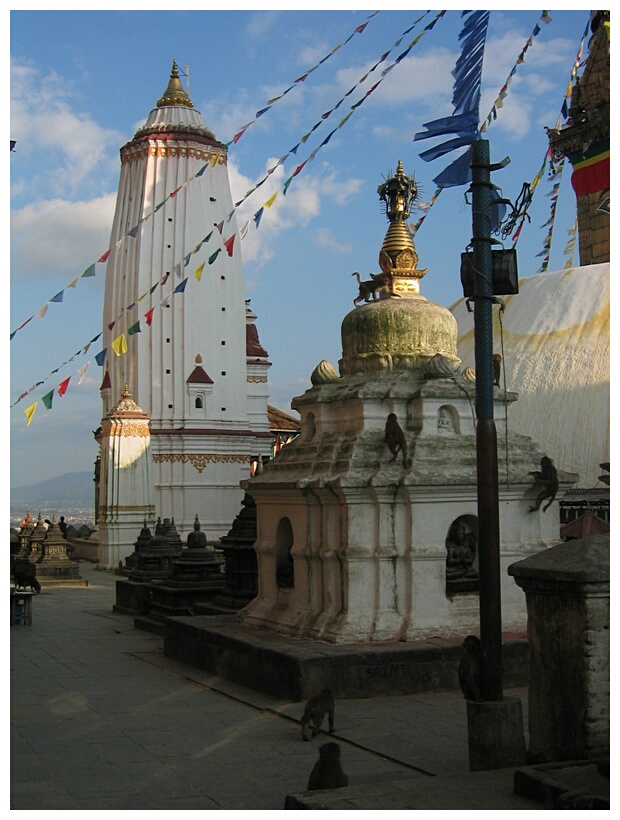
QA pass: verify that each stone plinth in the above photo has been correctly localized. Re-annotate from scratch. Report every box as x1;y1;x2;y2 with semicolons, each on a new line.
164;616;528;701
508;534;609;762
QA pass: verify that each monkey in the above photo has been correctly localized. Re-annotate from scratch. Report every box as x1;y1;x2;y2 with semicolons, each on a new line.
352;271;389;306
301;688;335;741
458;634;483;702
385;412;408;467
12;570;41;593
528;456;559;512
492;353;502;387
307;742;349;791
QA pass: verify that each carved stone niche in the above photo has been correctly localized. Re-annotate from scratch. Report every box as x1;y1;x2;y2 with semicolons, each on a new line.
445;515;479;595
437;404;460;434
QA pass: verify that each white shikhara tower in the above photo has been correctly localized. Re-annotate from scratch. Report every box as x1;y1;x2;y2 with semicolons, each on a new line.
101;62;271;537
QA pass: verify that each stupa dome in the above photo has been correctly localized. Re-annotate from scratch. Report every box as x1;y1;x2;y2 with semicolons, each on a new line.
339;161;461;376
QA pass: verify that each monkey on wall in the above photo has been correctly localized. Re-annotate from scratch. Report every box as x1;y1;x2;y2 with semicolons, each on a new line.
528;456;559;513
385;412;408;467
307;742;349;791
458;635;483;702
301;688;335;741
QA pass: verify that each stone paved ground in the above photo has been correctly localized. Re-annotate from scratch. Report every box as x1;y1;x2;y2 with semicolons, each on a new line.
11;561;542;811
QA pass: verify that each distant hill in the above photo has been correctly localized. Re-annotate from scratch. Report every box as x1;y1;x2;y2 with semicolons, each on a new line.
11;471;95;507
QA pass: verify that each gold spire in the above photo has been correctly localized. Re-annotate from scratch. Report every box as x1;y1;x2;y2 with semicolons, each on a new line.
157;60;194;109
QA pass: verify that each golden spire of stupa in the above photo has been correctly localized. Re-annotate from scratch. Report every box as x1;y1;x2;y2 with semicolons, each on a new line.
157;60;194;109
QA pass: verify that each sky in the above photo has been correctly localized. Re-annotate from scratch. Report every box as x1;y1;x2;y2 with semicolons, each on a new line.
9;7;595;490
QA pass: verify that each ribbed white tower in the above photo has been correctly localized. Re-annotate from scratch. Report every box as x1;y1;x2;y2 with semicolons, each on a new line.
101;61;271;537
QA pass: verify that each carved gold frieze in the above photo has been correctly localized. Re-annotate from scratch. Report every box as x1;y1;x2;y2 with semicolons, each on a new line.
152;453;251;473
101;420;150;437
121;144;225;166
247;375;268;383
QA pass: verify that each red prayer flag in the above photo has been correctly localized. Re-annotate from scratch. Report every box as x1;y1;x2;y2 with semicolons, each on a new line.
145;307;155;326
58;377;71;397
97;249;111;263
224;235;235;257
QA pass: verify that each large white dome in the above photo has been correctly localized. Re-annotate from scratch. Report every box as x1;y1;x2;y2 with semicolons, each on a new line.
452;263;610;487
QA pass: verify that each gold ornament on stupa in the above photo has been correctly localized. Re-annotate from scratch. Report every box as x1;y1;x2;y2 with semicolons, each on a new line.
377;160;427;296
157;60;194;109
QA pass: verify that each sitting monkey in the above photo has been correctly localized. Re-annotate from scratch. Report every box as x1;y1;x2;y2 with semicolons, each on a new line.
301;688;335;741
307;742;349;791
458;635;483;702
385;412;408;467
528;456;559;513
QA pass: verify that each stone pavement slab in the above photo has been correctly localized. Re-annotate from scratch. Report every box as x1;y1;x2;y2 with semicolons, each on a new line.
11;561;543;811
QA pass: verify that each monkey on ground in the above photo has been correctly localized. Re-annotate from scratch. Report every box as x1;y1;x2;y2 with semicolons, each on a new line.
528;456;559;513
458;635;483;702
301;688;335;741
385;412;408;467
307;742;349;791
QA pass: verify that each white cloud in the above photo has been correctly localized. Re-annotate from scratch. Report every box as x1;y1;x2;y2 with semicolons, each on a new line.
10;58;123;199
11;194;117;280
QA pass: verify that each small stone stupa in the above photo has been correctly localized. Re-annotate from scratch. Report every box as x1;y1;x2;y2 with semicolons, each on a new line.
237;161;576;644
97;385;156;570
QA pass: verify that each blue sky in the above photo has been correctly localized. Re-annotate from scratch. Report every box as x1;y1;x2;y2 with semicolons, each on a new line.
9;8;592;489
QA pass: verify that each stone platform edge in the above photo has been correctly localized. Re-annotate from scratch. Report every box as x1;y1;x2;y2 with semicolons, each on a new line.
163;614;528;701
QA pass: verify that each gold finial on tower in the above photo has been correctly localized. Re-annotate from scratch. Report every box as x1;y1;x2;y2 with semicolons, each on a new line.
157;60;194;109
377;161;427;296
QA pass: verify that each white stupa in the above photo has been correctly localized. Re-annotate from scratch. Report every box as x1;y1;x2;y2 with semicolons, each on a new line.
100;61;271;537
452;263;610;488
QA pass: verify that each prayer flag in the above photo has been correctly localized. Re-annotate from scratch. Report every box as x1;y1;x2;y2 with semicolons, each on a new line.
196;163;208;177
174;278;188;293
144;307;155;326
77;362;90;384
50;291;64;303
128;321;141;335
111;334;127;356
97;249;111;263
58;377;71;397
224;235;235;257
253;208;264;228
208;248;221;264
95;349;107;367
82;264;96;277
24;402;37;426
170;185;183;198
66;277;79;289
42;391;54;410
38;305;49;320
194;261;205;281
265;191;278;209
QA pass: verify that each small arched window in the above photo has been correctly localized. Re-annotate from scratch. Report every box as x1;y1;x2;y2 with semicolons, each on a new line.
195;397;203;409
275;517;295;589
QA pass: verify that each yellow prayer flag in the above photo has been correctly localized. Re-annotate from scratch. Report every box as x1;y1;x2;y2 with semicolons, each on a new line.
111;333;128;356
66;277;79;288
209;151;222;167
264;191;278;209
24;402;37;426
194;262;205;281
